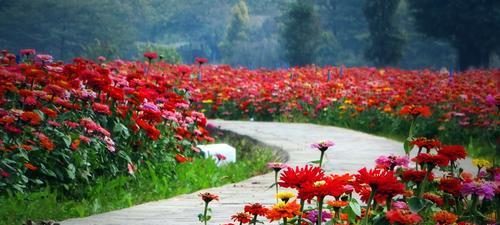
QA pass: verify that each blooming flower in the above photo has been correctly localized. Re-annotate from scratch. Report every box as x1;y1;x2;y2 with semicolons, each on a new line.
244;203;268;216
412;153;449;168
385;209;422;224
375;155;409;170
438;145;467;162
279;165;324;189
143;52;158;60
306;210;332;224
472;158;492;169
460;180;496;200
267;162;288;172
231;212;252;224
275;191;296;203
399;105;431;118
433;210;458;225
265;200;301;221
439;177;462;196
199;192;219;203
311;140;335;152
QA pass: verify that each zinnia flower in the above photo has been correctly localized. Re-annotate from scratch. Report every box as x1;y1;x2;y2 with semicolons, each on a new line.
385;209;422;224
267;162;288;172
279;165;324;189
401;169;434;184
306;210;332;224
438;145;467;162
412;153;449;168
265;200;301;221
375;155;409;170
399;105;431;117
244;203;268;216
472;158;492;169
433;210;458;225
460;180;496;200
143;52;158;60
275;191;296;203
439;177;462;196
311;140;335;152
199;192;219;203
231;212;252;224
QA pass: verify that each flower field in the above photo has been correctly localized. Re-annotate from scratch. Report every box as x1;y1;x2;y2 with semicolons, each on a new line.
0;51;499;224
0;51;212;193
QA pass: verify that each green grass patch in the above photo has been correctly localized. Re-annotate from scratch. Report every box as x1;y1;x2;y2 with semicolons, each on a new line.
0;130;280;225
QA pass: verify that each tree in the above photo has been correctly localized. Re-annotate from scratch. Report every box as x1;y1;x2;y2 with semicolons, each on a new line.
363;0;405;67
0;0;137;60
407;0;500;70
282;0;321;66
219;0;250;65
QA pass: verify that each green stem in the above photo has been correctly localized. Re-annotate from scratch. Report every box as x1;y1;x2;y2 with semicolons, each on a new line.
297;198;305;225
252;214;257;225
317;197;324;225
363;187;377;225
283;217;287;225
319;150;325;168
274;171;279;203
386;196;392;211
418;165;432;198
203;201;208;225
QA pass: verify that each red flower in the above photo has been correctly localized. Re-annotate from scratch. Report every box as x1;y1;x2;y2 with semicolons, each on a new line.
24;163;38;171
438;177;462;196
412;153;449;168
20;111;42;125
438;145;467;161
231;212;252;224
92;102;112;115
399;105;432;117
143;52;158;60
401;169;434;183
266;200;301;221
199;192;219;203
20;49;36;56
355;167;399;190
423;193;444;206
1;170;10;178
177;65;192;75
386;209;422;224
195;57;208;64
175;154;191;163
410;137;441;150
279;165;324;189
244;203;268;216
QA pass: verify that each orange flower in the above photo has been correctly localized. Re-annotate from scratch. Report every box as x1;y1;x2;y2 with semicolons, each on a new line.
327;200;348;208
20;111;42;125
433;210;458;224
24;163;38;171
266;200;301;221
399;105;431;118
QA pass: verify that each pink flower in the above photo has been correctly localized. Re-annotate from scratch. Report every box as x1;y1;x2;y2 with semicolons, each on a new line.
311;140;335;152
127;163;137;175
215;153;226;161
375;155;409;170
143;52;158;60
267;162;288;172
20;49;36;56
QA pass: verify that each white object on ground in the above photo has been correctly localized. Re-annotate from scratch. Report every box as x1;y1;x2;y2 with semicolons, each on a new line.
197;143;236;165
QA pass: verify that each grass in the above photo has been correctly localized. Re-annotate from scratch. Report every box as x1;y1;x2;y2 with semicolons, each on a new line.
0;129;280;225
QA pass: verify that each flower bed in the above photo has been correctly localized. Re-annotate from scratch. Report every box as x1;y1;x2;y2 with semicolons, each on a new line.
0;50;212;193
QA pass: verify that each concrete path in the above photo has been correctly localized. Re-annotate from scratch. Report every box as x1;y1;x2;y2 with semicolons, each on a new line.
61;120;474;225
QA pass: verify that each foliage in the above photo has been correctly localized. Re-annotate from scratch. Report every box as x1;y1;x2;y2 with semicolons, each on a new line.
0;0;137;60
407;0;500;70
219;0;251;66
363;0;405;67
281;0;321;66
0;141;276;225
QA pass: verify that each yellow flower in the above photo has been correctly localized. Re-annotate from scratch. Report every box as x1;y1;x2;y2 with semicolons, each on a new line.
472;158;492;168
202;99;213;104
344;99;352;104
275;191;296;202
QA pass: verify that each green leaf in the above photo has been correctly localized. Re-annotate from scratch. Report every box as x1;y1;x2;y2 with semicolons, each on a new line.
67;164;76;180
62;135;72;147
309;160;321;164
408;197;425;213
349;198;361;216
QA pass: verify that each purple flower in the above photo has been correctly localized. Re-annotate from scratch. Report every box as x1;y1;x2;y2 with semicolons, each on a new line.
267;162;288;172
307;210;332;223
391;201;409;210
461;181;496;200
141;101;159;111
311;140;335;152
375;155;409;169
485;94;496;106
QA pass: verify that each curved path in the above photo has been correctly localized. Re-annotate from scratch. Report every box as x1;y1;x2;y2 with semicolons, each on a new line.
61;120;473;225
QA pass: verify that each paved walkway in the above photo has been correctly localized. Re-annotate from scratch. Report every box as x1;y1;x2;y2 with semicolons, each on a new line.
61;120;474;225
